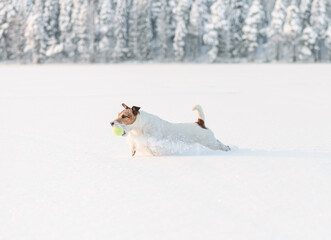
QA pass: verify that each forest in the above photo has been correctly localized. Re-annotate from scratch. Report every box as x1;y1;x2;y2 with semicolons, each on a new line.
0;0;331;63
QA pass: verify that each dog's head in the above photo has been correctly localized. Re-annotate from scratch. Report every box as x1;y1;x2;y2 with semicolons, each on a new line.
110;103;141;135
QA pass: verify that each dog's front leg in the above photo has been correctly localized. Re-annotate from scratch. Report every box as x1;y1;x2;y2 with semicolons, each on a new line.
127;133;137;157
130;144;137;157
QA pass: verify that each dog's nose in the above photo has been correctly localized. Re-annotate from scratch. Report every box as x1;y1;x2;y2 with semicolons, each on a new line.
110;122;114;126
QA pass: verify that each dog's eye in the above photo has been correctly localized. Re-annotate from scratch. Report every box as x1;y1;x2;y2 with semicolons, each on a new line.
122;115;127;118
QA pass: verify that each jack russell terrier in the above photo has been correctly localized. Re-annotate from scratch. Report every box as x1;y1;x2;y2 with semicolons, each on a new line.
111;103;231;156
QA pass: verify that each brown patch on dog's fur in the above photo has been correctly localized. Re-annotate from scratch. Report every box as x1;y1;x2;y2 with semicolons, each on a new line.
114;104;140;125
196;118;207;129
132;106;140;116
122;103;130;109
115;109;138;125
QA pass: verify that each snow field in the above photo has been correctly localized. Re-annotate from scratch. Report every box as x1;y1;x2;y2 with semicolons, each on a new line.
0;65;331;239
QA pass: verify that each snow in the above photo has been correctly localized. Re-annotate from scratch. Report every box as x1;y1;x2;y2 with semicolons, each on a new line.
0;65;331;239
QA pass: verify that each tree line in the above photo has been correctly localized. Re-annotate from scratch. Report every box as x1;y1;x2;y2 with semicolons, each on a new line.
0;0;330;63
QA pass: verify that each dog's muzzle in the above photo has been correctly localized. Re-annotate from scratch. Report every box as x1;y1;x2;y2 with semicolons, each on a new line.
110;121;127;137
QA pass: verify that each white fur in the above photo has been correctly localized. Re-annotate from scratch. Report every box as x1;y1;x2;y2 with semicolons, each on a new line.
116;106;230;156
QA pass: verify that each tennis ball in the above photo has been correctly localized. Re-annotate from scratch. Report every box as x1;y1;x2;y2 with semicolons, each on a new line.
113;126;124;136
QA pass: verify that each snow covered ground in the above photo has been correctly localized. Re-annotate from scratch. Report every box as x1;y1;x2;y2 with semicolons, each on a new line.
0;65;330;240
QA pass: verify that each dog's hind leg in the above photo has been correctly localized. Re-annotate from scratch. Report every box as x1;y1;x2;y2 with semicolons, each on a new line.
217;140;231;151
203;139;231;151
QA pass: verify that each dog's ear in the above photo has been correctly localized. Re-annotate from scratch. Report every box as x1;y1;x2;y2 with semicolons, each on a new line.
132;106;140;115
122;103;130;109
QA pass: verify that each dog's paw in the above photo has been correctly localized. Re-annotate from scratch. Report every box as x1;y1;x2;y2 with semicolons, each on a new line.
228;145;239;151
131;150;136;157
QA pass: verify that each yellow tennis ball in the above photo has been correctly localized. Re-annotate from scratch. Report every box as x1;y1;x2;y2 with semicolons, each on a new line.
113;126;124;136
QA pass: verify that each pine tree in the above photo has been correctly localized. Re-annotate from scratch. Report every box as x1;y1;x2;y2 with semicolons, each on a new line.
156;0;172;59
310;0;328;61
300;0;313;29
43;0;60;59
151;0;161;34
203;0;230;62
13;2;32;62
283;2;301;62
173;0;190;61
151;0;161;19
229;0;249;58
136;0;153;60
173;20;187;61
0;2;8;61
267;0;286;61
242;0;267;61
188;0;208;58
6;3;18;61
98;0;114;62
0;3;10;61
72;0;90;62
0;1;23;62
128;0;139;59
168;0;178;38
89;0;96;63
326;26;331;61
59;0;75;61
129;0;153;60
149;0;161;58
283;0;292;7
298;26;317;61
24;0;46;63
113;0;128;62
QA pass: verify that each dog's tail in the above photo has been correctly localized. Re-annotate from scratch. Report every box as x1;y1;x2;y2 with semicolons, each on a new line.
192;105;205;120
192;105;207;129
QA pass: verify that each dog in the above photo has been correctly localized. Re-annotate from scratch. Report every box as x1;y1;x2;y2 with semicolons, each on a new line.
111;103;231;156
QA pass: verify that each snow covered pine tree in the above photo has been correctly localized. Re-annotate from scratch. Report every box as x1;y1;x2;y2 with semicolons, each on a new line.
43;0;60;59
113;0;128;62
310;0;328;61
25;0;46;63
188;0;208;58
72;0;90;63
229;0;249;58
242;0;267;61
97;0;114;62
1;0;331;63
204;0;230;62
59;0;75;61
267;0;286;61
283;1;301;62
326;26;331;61
173;0;190;61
